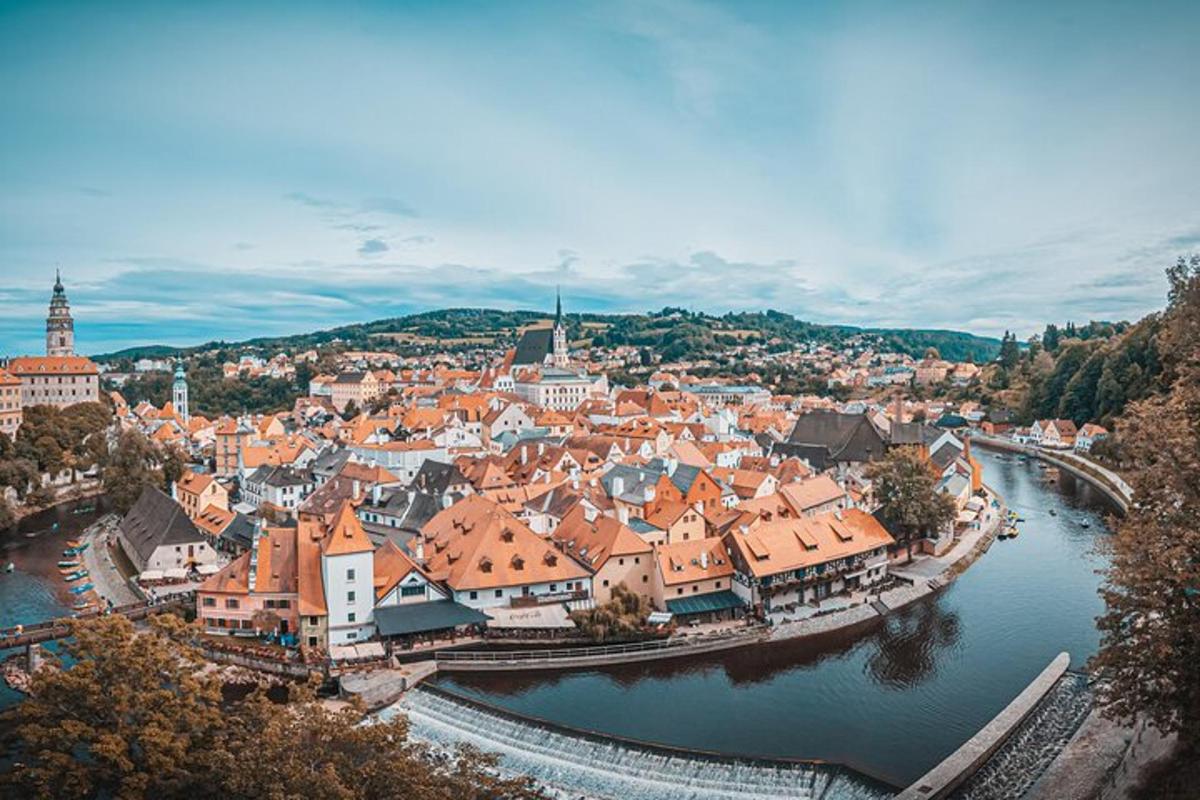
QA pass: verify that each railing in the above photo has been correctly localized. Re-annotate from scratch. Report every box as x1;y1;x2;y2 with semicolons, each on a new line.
0;594;193;650
435;628;757;663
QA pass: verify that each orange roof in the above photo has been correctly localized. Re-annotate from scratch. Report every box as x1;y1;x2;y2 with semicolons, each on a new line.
373;538;429;600
176;470;215;496
297;517;328;616
0;368;19;386
6;356;99;375
728;508;893;578
655;537;734;586
322;501;374;556
551;506;651;572
421;495;589;591
193;504;235;538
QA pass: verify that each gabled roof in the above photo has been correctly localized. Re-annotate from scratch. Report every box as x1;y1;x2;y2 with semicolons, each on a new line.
512;327;554;366
551;506;651;572
322;501;374;556
119;486;206;563
420;495;589;591
727;508;894;579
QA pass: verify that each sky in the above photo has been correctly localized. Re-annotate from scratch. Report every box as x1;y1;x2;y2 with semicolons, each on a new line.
2;0;1199;355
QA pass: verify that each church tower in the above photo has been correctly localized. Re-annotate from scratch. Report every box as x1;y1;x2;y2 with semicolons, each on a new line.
46;270;75;357
173;361;190;422
551;287;569;368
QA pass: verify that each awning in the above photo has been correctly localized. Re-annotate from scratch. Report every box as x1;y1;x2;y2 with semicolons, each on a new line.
956;509;978;523
138;569;165;582
195;564;220;575
666;590;744;616
647;611;673;625
486;603;575;630
374;600;491;637
163;567;188;580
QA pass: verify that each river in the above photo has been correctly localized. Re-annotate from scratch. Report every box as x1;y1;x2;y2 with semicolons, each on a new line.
0;495;113;708
434;456;1118;787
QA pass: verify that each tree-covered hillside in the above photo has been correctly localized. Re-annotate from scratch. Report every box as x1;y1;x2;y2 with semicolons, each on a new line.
94;307;1002;363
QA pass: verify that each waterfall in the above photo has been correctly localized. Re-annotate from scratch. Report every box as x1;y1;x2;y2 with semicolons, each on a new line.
382;687;895;800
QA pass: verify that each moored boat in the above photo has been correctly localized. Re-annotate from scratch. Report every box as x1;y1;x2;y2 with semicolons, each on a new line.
64;570;90;582
57;560;82;569
69;582;94;595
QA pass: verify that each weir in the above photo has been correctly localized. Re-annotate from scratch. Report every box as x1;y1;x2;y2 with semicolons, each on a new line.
385;684;897;799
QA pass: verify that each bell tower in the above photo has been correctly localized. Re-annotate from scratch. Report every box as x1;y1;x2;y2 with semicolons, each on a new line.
551;286;569;368
173;361;190;422
46;270;75;357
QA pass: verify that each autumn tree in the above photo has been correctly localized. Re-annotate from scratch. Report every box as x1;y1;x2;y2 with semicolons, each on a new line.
1093;255;1200;748
1;614;545;800
570;584;653;642
867;445;957;561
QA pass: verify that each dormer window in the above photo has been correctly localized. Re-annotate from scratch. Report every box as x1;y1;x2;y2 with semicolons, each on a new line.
501;528;515;543
544;552;557;567
511;555;525;571
479;558;492;573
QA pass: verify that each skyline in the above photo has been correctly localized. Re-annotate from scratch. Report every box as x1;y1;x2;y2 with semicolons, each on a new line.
4;0;1200;354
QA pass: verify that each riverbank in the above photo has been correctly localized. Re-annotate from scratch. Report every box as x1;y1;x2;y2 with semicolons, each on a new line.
6;480;105;527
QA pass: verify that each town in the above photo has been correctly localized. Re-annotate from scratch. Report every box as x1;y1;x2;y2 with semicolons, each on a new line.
2;276;1112;661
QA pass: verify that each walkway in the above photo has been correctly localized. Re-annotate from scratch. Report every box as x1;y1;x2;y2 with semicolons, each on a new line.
79;515;141;607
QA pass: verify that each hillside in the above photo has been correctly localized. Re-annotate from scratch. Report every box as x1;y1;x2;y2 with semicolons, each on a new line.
93;307;1002;363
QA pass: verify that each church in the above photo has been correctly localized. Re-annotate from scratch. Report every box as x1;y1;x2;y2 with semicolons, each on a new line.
5;273;101;411
506;290;608;412
510;288;571;368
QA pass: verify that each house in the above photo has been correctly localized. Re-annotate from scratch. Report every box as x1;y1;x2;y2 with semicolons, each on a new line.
418;495;592;610
117;486;219;574
1031;419;1078;449
0;369;21;436
196;525;299;637
173;469;229;520
242;465;315;518
725;509;893;613
1075;423;1109;453
6;355;101;409
551;505;654;605
330;371;384;413
652;537;740;622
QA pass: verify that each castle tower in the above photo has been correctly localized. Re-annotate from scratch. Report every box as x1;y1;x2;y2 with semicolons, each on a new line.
172;361;190;422
46;270;75;357
551;286;569;368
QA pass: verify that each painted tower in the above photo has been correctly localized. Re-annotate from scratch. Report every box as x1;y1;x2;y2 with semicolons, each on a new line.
551;286;569;368
46;270;75;357
173;361;190;422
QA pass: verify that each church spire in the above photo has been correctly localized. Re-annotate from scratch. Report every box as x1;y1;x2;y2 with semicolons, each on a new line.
554;285;562;328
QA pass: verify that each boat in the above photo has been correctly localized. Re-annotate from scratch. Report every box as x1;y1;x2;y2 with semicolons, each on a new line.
1049;509;1057;516
62;542;90;557
64;570;90;582
72;598;95;611
69;582;94;595
1080;520;1092;529
66;539;83;548
3;562;13;573
72;505;96;515
57;560;82;569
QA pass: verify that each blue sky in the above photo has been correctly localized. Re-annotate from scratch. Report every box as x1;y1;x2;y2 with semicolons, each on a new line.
2;0;1198;355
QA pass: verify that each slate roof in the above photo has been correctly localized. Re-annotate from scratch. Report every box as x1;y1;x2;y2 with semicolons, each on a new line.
119;486;206;564
374;600;490;637
218;513;259;552
412;459;470;496
511;327;554;365
784;411;889;469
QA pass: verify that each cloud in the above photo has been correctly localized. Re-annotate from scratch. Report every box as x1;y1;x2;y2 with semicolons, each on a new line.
283;191;337;209
360;196;418;217
357;238;389;256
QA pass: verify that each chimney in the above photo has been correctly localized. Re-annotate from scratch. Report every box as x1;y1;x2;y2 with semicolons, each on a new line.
521;447;528;465
537;442;545;455
372;484;382;504
352;479;361;500
442;493;454;509
700;550;709;569
415;539;425;562
612;476;625;496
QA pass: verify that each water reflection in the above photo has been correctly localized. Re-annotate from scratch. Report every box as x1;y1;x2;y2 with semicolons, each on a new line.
440;456;1118;786
866;599;961;690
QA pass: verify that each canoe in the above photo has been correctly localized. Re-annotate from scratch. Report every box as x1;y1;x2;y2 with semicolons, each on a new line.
65;571;90;582
69;583;94;595
57;560;82;569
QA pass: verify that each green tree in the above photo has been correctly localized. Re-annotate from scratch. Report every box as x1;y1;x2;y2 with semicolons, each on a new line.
998;331;1020;371
161;445;186;492
103;429;158;513
1093;254;1200;749
866;446;957;562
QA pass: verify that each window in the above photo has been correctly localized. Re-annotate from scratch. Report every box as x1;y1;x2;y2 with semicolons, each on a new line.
602;579;610;587
202;597;216;607
715;581;722;588
677;588;684;595
309;616;319;625
347;631;357;640
618;558;624;566
346;568;356;582
225;598;239;609
308;636;318;646
347;591;356;604
348;612;356;623
469;591;478;600
400;585;424;597
642;575;648;583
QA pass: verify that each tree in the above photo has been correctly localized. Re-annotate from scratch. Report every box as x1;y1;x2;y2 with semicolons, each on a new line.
104;429;158;513
0;614;545;800
867;446;957;562
998;331;1020;371
1042;323;1061;353
161;445;186;492
0;495;14;531
570;584;652;642
1093;255;1200;747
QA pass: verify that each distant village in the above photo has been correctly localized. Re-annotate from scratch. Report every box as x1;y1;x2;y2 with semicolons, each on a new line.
1;278;1107;660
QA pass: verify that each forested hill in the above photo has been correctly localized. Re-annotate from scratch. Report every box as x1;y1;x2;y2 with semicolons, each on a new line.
94;307;1002;363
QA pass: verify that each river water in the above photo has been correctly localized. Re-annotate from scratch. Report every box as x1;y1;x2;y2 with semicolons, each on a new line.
0;495;112;708
435;456;1118;787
